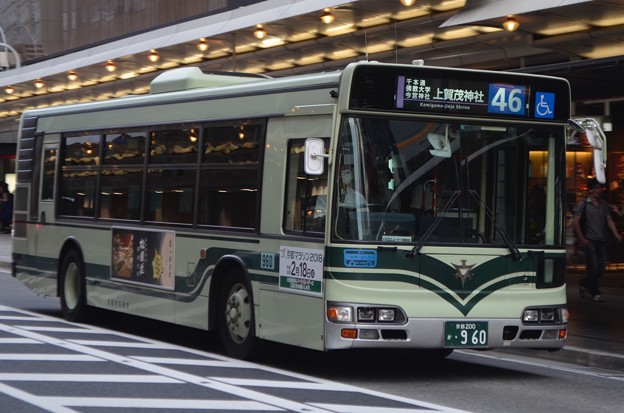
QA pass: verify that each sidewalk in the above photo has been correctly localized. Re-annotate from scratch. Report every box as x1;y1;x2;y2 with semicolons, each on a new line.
0;233;622;370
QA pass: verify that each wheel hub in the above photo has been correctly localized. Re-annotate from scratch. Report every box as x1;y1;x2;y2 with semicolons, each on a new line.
225;284;251;343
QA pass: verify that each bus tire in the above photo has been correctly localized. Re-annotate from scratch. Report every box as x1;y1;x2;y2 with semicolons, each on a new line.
218;269;258;359
60;250;89;323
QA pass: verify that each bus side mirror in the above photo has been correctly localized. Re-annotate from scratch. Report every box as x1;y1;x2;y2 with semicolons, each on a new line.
569;118;608;184
304;138;327;175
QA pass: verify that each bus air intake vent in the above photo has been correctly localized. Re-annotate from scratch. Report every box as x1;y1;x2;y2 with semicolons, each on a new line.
380;330;407;340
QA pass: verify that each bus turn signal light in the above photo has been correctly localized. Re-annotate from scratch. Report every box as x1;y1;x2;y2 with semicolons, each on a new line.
341;329;357;339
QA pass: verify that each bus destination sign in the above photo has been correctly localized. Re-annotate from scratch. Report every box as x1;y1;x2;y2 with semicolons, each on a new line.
396;75;553;120
347;65;570;121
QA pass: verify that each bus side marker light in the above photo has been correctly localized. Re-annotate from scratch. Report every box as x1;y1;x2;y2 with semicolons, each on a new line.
341;329;357;339
199;249;207;259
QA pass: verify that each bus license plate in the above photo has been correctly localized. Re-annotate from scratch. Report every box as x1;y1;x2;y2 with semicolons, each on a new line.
444;321;488;348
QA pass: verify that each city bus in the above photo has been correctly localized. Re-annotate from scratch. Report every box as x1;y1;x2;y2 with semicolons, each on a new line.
13;61;575;359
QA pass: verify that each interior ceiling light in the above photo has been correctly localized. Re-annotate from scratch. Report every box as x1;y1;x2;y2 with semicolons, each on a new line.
34;79;44;89
4;85;14;94
67;71;78;81
254;24;267;39
198;38;209;52
502;16;519;32
148;49;160;62
105;60;117;72
400;0;416;6
321;9;335;24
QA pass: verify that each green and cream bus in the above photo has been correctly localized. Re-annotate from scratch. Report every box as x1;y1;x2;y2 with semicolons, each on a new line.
13;61;575;358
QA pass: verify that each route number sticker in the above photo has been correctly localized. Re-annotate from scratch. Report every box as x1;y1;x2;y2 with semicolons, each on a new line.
279;246;324;295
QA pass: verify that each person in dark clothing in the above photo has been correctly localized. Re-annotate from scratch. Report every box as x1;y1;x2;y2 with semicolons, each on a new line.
0;182;12;233
573;178;622;302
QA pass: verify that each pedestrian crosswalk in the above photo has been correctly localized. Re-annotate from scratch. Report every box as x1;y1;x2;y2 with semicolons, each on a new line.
0;305;469;412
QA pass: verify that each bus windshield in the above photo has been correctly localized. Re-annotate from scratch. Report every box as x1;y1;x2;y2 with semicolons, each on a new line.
333;116;564;247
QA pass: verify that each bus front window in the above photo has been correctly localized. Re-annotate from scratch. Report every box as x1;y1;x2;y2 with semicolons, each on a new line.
332;117;564;247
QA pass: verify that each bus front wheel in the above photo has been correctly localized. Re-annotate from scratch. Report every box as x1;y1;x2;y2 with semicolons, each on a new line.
218;269;258;359
60;250;89;322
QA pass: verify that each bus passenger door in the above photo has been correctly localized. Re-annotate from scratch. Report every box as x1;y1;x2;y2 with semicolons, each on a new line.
259;113;334;351
27;136;60;295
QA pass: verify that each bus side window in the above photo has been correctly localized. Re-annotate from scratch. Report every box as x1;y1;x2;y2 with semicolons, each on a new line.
284;139;329;234
196;120;262;229
59;134;101;217
149;128;198;164
41;148;57;201
100;131;146;220
144;168;195;224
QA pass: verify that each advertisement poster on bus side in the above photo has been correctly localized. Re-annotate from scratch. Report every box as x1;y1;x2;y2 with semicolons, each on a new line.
111;227;175;290
279;246;324;296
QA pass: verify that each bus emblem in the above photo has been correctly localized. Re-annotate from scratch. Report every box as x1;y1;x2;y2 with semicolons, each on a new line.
452;260;475;288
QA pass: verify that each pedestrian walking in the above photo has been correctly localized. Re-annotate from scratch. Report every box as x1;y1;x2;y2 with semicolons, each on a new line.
573;177;622;302
0;182;13;233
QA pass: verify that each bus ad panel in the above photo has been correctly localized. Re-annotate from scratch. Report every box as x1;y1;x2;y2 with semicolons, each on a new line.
111;227;175;290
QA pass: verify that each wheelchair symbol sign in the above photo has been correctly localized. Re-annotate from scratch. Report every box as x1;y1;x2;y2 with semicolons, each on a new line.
535;92;555;119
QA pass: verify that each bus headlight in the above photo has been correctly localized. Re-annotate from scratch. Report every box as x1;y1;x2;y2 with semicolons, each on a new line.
357;307;376;322
328;303;406;324
328;305;353;322
377;308;395;322
523;309;539;323
522;307;567;324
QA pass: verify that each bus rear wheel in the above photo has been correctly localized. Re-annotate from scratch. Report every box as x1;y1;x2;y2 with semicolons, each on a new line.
218;269;258;359
60;250;89;322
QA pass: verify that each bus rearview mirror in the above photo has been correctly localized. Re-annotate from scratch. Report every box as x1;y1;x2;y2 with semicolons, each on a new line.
304;138;327;175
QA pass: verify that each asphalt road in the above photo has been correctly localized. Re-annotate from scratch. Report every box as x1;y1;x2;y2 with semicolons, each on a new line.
1;270;623;413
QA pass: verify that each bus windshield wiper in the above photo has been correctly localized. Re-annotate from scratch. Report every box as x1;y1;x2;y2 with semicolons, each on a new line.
467;189;521;261
405;189;521;261
405;190;461;258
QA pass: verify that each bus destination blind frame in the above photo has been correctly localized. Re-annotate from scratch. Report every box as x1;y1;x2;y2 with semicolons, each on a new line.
348;65;570;122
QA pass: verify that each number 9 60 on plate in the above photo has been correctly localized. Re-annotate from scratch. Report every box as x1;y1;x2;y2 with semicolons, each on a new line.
444;321;488;348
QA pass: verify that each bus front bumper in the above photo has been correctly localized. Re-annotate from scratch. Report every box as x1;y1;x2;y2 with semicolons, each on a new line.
324;317;567;351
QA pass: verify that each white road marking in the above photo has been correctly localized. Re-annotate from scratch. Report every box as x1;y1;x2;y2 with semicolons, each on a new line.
0;354;102;361
311;406;450;413
209;377;353;391
133;356;239;368
0;338;40;344
46;397;284;410
0;307;471;413
0;382;78;413
67;339;162;348
0;373;182;383
457;350;624;382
